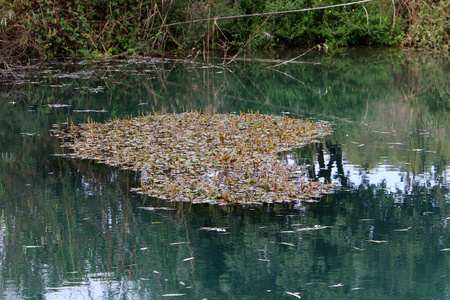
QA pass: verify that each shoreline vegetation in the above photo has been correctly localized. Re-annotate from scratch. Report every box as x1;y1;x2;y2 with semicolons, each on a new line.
53;111;335;204
0;0;449;61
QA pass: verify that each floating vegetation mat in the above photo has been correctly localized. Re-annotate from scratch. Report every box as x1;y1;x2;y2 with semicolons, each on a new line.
56;112;335;204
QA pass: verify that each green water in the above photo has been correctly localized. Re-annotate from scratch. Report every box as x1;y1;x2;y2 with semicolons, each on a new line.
0;49;449;299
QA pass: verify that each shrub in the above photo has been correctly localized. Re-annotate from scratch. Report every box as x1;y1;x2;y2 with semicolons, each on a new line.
400;0;449;53
0;0;447;58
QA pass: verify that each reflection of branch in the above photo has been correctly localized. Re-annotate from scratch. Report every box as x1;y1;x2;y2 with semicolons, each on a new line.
181;209;198;294
363;99;369;122
0;59;16;79
228;64;271;103
0;58;34;79
166;77;359;125
268;67;324;95
268;44;326;69
213;57;318;64
165;79;265;106
400;84;418;101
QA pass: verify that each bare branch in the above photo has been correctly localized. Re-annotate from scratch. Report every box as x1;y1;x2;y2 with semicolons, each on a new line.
152;0;375;29
268;44;327;68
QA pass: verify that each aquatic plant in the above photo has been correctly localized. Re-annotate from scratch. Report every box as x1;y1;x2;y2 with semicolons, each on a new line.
55;112;334;204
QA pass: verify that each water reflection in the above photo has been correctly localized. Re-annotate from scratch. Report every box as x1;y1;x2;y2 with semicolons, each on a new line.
283;138;448;206
0;49;449;299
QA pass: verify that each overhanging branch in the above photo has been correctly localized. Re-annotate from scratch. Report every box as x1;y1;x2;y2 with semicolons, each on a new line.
152;0;375;29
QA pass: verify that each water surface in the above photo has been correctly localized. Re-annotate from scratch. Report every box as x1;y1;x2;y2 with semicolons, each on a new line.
0;49;449;299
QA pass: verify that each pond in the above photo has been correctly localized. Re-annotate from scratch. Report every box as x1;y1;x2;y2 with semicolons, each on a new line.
0;48;449;299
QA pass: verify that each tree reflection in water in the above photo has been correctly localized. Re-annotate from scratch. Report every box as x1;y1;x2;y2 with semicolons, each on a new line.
311;139;348;187
0;48;449;299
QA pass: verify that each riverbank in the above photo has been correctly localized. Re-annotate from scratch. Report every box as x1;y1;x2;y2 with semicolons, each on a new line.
1;0;448;59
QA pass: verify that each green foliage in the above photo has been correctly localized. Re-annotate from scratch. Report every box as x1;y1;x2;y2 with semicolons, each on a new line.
0;0;156;57
254;0;403;48
0;0;447;57
401;0;450;53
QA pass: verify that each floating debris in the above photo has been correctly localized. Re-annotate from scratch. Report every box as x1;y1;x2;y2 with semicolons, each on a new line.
138;206;177;211
278;242;295;246
157;207;177;211
182;257;195;262
73;109;108;113
46;104;72;108
200;227;227;232
138;206;156;211
394;227;412;232
286;291;302;299
56;112;333;204
329;283;344;288
296;225;331;231
86;86;105;93
87;272;116;279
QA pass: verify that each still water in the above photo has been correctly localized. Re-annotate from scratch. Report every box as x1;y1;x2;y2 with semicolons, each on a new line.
0;49;449;299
